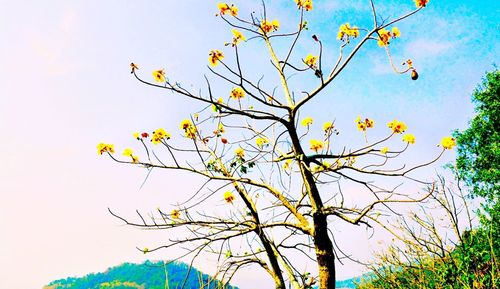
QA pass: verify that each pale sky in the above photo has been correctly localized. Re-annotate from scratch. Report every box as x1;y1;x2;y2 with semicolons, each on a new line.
0;1;498;289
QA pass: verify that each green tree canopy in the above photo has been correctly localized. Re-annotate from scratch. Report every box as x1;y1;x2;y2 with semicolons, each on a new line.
455;69;500;204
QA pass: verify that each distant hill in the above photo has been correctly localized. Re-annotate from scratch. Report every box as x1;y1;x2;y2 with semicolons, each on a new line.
44;260;237;289
45;260;360;289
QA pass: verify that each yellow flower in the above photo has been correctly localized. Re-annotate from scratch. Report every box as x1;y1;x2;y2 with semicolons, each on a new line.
97;143;115;155
380;147;389;154
180;119;193;130
122;148;133;157
152;69;166;83
217;3;238;16
392;27;401;38
235;147;245;158
440;136;456;150
171;209;180;219
131;155;139;164
337;23;359;40
387;119;407;134
295;0;313;11
356;116;374;131
232;29;246;45
402;133;416;144
377;28;392;47
230;87;245;100
310;139;324;152
224;191;236;203
152;128;171;144
301;117;314;127
260;19;280;34
133;132;139;139
256;137;269;148
283;159;292;171
414;0;429;8
143;248;149;254
209;50;224;67
323;121;335;132
304;54;318;68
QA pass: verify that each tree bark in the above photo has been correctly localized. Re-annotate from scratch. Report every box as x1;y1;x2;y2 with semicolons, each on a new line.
313;213;336;289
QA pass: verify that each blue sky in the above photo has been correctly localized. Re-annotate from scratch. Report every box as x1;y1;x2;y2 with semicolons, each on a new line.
0;1;498;288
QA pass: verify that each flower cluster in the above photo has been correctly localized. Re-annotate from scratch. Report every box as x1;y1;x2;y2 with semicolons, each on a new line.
295;0;313;11
440;136;456;149
152;69;166;83
224;191;236;203
310;139;324;152
377;27;400;47
171;209;180;219
402;133;416;144
414;0;429;8
304;54;318;68
152;128;171;144
122;148;139;163
217;3;238;16
234;147;245;159
256;137;269;148
231;29;246;46
230;87;245;100
260;19;280;34
356;116;375;131
323;121;335;133
97;143;114;155
209;50;224;67
301;117;314;127
337;23;359;41
387;119;407;134
180;119;197;139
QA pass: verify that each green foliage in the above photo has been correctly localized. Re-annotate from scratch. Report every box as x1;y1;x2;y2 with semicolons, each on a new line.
46;260;237;289
454;69;500;204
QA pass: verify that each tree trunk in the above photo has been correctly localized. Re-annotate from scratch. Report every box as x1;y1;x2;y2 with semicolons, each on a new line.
313;213;336;289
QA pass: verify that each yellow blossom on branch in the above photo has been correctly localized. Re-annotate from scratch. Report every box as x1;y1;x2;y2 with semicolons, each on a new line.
180;119;193;130
235;147;245;158
323;121;335;132
256;137;269;148
97;143;115;155
310;139;324;152
209;50;224;67
387;119;407;134
304;54;318;68
283;159;293;171
402;133;416;144
260;19;280;34
414;0;429;8
301;117;314;127
230;87;245;100
380;147;389;154
440;136;456;149
152;69;166;83
231;29;246;45
152;128;171;144
171;209;180;219
122;148;134;157
295;0;313;11
377;28;392;47
337;23;359;41
224;191;236;204
217;3;238;16
356;116;375;132
392;27;401;38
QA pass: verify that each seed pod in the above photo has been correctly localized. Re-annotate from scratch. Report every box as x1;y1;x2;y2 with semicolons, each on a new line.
411;69;419;80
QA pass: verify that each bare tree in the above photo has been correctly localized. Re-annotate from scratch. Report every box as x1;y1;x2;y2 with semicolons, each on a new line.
98;1;453;288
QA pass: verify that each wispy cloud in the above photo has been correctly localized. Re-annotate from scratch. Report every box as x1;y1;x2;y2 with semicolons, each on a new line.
405;38;454;59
